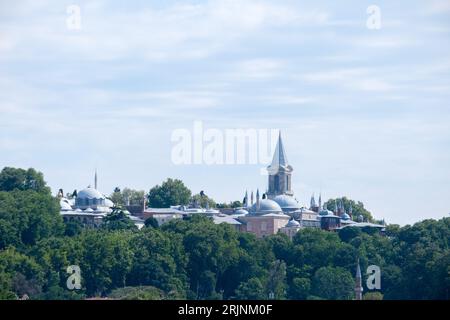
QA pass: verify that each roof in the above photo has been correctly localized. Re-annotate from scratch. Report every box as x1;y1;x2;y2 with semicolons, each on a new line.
77;187;105;200
144;208;184;214
267;132;292;174
273;195;300;209
212;215;242;225
249;199;283;215
340;222;385;229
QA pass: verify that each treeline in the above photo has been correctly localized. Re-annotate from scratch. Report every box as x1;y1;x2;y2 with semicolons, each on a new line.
0;167;449;300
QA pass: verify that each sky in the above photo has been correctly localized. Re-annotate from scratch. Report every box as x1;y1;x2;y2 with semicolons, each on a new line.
0;0;449;225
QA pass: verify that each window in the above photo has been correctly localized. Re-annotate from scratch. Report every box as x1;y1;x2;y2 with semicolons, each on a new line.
261;221;267;231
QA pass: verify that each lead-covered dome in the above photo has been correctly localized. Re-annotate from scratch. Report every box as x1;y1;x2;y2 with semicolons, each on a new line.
273;195;300;210
77;187;105;200
286;219;300;227
249;199;283;215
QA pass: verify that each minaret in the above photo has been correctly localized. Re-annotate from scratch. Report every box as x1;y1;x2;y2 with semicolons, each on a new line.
318;193;322;210
266;131;294;199
94;169;98;190
256;189;260;211
244;190;249;208
251;191;254;206
355;259;363;300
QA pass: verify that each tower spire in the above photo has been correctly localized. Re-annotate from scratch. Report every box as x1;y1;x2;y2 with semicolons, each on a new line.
268;131;289;174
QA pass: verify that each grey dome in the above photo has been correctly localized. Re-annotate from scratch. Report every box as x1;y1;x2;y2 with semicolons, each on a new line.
341;213;351;220
77;187;105;200
286;219;300;227
319;208;334;216
273;195;300;210
59;198;73;211
105;198;114;207
234;208;249;216
249;199;282;215
298;207;316;214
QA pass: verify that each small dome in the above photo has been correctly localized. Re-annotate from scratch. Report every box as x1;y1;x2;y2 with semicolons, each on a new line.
298;207;316;214
319;208;334;216
286;219;300;227
105;198;114;207
249;199;283;215
59;198;73;211
234;208;249;216
341;213;351;220
84;208;94;212
273;195;300;210
77;187;105;200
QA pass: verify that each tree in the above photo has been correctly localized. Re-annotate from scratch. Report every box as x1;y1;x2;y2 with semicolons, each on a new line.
265;260;287;299
0;190;64;249
364;292;383;300
148;179;191;208
289;277;310;300
191;193;216;208
110;188;145;207
324;197;374;222
216;201;242;209
102;208;137;231
64;219;84;237
235;278;266;300
108;286;164;300
311;267;354;300
144;217;159;229
0;167;50;194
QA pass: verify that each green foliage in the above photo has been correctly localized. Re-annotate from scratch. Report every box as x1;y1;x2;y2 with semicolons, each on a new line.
235;278;266;300
191;193;216;208
289;277;311;300
0;167;50;194
324;197;374;222
0;167;449;300
109;286;164;300
64;219;84;237
364;291;383;300
144;217;159;228
0;190;64;249
216;201;243;209
148;178;191;208
311;266;354;300
110;188;145;207
102;208;137;231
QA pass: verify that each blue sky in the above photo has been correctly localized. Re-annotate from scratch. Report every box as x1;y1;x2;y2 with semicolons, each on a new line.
1;0;449;225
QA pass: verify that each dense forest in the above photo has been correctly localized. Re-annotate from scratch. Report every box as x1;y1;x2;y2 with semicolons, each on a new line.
0;167;449;300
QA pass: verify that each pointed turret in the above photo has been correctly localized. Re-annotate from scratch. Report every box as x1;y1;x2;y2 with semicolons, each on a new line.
318;193;322;210
268;132;289;174
256;189;261;211
244;190;249;208
266;131;294;199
